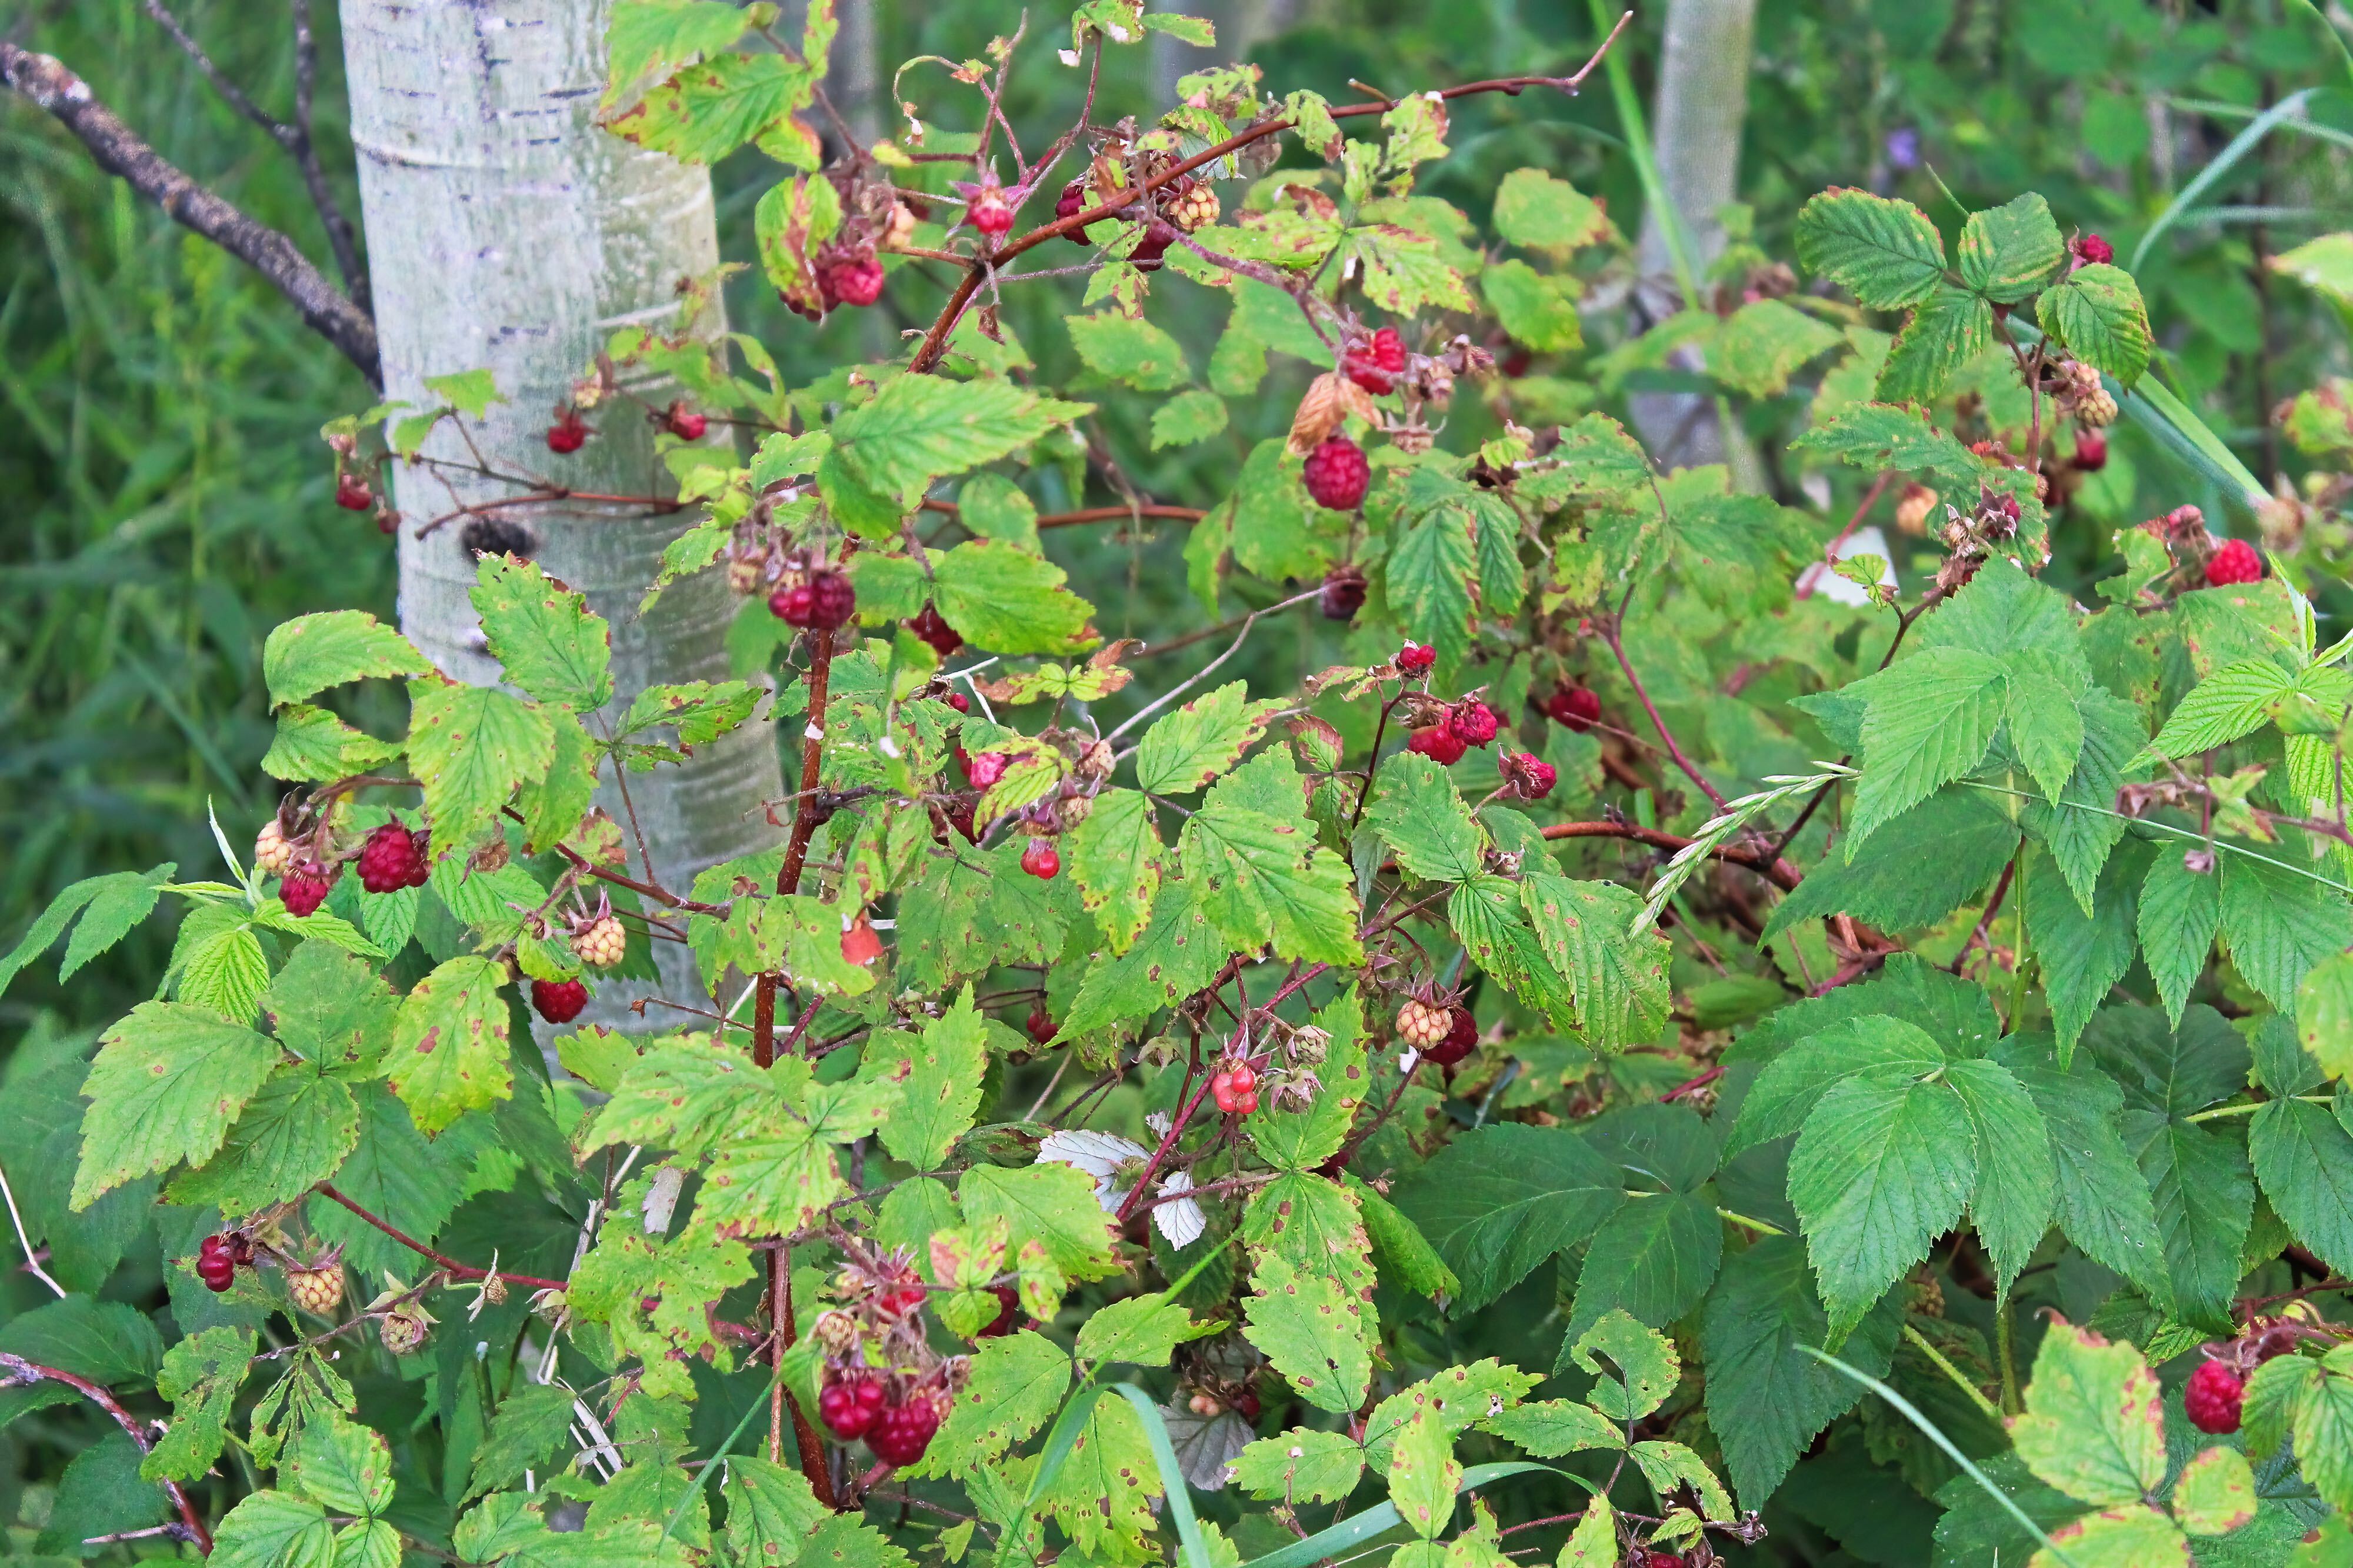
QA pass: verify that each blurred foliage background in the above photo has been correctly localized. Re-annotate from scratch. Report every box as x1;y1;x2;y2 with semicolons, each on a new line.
6;0;2352;1037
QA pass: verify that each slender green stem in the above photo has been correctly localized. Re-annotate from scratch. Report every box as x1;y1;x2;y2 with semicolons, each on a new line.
1717;1206;1788;1237
1901;1323;2003;1425
2187;1094;2334;1123
1997;1306;2021;1419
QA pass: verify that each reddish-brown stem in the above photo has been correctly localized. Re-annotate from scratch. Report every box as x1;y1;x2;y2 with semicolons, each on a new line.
1;1353;215;1553
411;487;687;540
1661;1064;1725;1102
1599;614;1728;812
1534;820;1803;891
905;19;1630;373
1949;853;2020;975
316;1184;568;1291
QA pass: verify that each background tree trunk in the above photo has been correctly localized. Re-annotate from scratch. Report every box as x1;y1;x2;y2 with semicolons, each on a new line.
1627;0;1759;477
338;0;783;1016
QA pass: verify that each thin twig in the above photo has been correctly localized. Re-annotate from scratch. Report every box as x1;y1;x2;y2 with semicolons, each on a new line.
1106;586;1321;743
0;1355;214;1553
0;1159;66;1299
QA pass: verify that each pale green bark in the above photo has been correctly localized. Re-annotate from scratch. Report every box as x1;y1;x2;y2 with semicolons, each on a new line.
339;0;783;1012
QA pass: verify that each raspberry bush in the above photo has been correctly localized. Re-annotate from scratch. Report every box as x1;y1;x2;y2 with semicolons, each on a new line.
5;6;2353;1567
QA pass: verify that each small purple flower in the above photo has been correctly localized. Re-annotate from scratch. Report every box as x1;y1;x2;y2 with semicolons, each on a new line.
1885;127;1921;171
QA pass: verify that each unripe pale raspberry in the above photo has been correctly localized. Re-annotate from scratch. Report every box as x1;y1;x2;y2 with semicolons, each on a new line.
2206;538;2262;587
2184;1359;2244;1434
356;823;429;894
1448;700;1500;747
1407;726;1467;765
1303;435;1371;511
531;978;588;1024
576;915;626;969
379;1307;431;1356
288;1265;345;1316
1168;182;1220;233
254;819;295;878
1395;998;1449;1049
727;553;766;596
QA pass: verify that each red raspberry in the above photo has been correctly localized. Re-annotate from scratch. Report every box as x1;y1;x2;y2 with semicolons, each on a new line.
1407;726;1467;765
1344;327;1408;395
335;473;372;512
2072;233;2114;266
819;1374;884;1440
944;691;971;714
907;603;963;656
819;255;885;309
867;1395;941;1467
877;1285;927;1317
196;1235;236;1293
2072;430;2107;471
772;571;856;629
1503;752;1557;799
945;799;979;843
2185;1359;2244;1434
2206;538;2262;587
1234;1386;1262;1421
1021;839;1061;880
1642;1554;1684;1568
1424;1005;1479;1066
976;1284;1020;1338
769;583;812;622
1055;180;1095;244
281;863;335;918
664;402;707;441
1448;700;1500;747
1302;435;1371;511
1397;643;1436;676
965;752;1008;790
1228;1064;1257;1094
1025;1005;1055;1045
546;409;588;453
1233;1089;1258;1115
968;182;1015;238
531;978;588;1025
356;823;428;894
1131;219;1179;271
1320;565;1368;621
1546;684;1602;732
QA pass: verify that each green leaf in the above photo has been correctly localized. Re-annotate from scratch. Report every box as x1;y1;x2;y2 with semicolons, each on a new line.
1349;1173;1458;1298
1958;194;2065;302
2005;662;2086;803
261;705;405;783
1031;1392;1164;1559
142;1325;254;1483
1392;1124;1624;1312
1066;312;1191;390
168;1071;361;1217
1491;168;1612;255
385;956;514;1136
0;1296;162;1386
286;1413;394;1516
466;1385;580;1502
264;611;431;708
1252;991;1367;1173
1448;876;1577;1033
1230;1428;1366;1502
1386;502;1478;669
1707;298;1842;396
2299;950;2353;1082
1700;1236;1902;1509
1150;389;1228;449
1134;681;1281;795
2009;1320;2166;1506
1181;803;1362;965
1230;437;1332;583
616;681;762;746
959;1161;1118;1283
1564;1310;1679;1423
272;941;399;1074
910;1330;1072;1478
405;679;556;858
1061;882;1228;1036
1482;1399;1620;1456
211;1491;336;1568
1794;188;1948;309
606;52;818;167
305;1084;474;1279
1364;752;1487;883
1875;286;1995;405
874;987;988;1172
1481;259;1584;353
1728;1013;1948;1156
471;555;613;712
72;1001;278;1209
1387;1410;1460;1540
1794;401;1985;481
1846;649;2010;849
2138;852;2221;1026
1074;1295;1214;1368
2031;1504;2186;1568
1565;1192;1721;1338
2220;852;2353;1014
721;1453;829;1562
2022;844;2139;1060
1521;875;1671;1049
2024;688;2144;914
2148;658;2295;756
2170;1445;2257;1536
2250;1098;2353;1277
1242;1251;1373;1414
1944;1058;2056;1296
1062;788;1164;954
604;2;769;105
829;375;1089;503
2035;263;2152;386
1788;1075;1975;1340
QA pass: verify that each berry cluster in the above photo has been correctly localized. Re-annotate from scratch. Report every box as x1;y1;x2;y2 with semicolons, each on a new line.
1210;1060;1259;1116
1344;327;1408;395
1021;838;1061;880
356;822;431;894
770;568;858;630
1407;697;1504;766
196;1232;251;1293
810;1249;964;1469
2184;1358;2245;1434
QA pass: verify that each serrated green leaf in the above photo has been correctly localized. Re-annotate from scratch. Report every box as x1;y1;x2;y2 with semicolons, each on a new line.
1230;1427;1365;1502
1564;1310;1679;1422
616;680;761;746
1521;875;1671;1049
1944;1058;2055;1296
1481;259;1584;353
1847;648;2010;849
1066;311;1191;390
1958;194;2065;303
211;1491;336;1568
909;1330;1072;1479
606;52;818;166
1181;803;1362;965
2220;850;2353;1014
385;956;514;1135
1789;1075;1975;1340
1387;502;1478;669
264;612;432;708
2036;263;2152;386
2137;852;2220;1026
405;679;556;857
2149;658;2295;756
1492;168;1613;255
1242;1251;1372;1414
1708;298;1842;396
1150;388;1228;449
829;375;1089;503
471;555;613;712
261;705;405;783
1392;1124;1623;1312
1364;752;1486;882
1134;681;1280;795
1062;788;1163;954
1387;1410;1459;1539
2249;1098;2353;1277
1795;188;1948;309
168;1071;360;1217
2170;1445;2256;1536
72;1001;278;1209
1074;1295;1215;1368
2009;1319;2165;1506
874;986;987;1172
1875;285;1994;403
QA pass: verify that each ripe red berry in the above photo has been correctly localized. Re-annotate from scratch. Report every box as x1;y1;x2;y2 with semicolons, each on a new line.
531;978;588;1025
546;409;588;453
2206;538;2262;588
1546;684;1602;732
1228;1064;1257;1094
868;1395;942;1467
1424;1005;1479;1066
1320;565;1368;621
819;254;885;309
1344;326;1408;395
1302;434;1371;511
1642;1553;1685;1568
1233;1089;1258;1115
770;583;813;622
944;690;971;714
1021;839;1061;880
945;799;979;843
819;1373;885;1440
281;863;335;918
877;1285;927;1317
1130;220;1178;271
1055;180;1095;244
772;571;856;629
907;602;963;656
1234;1385;1262;1421
970;188;1015;237
335;473;373;512
965;751;1008;790
1448;700;1500;747
196;1235;236;1293
1025;1005;1055;1045
2073;233;2114;266
664;402;708;441
356;822;429;894
1407;726;1467;765
2072;430;2107;471
1397;643;1437;676
2185;1359;2244;1434
977;1283;1020;1338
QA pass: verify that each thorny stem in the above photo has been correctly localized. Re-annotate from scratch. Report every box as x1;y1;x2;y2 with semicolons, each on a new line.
905;16;1634;373
0;1354;215;1553
315;1184;567;1290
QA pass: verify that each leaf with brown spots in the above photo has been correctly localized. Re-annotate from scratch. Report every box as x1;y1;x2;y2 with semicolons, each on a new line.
385;956;514;1136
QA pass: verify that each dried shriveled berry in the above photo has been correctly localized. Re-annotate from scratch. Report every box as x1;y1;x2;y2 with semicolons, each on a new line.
1407;725;1467;765
379;1307;431;1356
1448;699;1500;747
907;602;962;656
1320;565;1368;621
1055;180;1096;243
1502;752;1557;799
531;978;588;1025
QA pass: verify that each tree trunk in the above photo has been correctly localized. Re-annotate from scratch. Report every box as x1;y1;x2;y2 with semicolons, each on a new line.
1627;0;1759;476
338;0;782;1015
